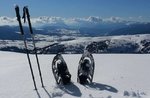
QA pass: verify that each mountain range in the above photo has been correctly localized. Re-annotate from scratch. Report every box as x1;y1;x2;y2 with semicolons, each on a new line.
0;22;150;40
0;16;150;53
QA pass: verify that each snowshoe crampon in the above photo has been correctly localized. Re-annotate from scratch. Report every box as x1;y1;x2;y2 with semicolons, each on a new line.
77;51;95;84
52;54;71;85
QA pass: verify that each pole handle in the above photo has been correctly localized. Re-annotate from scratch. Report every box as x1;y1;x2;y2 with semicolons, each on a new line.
23;6;33;34
15;5;20;21
15;5;24;35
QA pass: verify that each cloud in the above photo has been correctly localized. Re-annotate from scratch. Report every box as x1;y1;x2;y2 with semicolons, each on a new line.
105;16;124;23
32;16;105;27
0;16;17;26
129;17;133;19
0;16;142;28
138;16;143;19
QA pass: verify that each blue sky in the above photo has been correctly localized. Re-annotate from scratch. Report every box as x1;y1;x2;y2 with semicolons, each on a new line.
0;0;150;21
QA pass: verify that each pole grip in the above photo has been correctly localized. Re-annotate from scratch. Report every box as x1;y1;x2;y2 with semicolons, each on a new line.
15;5;24;35
15;5;20;21
24;7;33;34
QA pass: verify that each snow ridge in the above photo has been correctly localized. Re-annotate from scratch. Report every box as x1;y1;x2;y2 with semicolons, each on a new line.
0;34;150;53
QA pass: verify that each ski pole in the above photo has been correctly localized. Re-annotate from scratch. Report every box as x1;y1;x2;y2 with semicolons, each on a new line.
15;5;37;90
23;6;44;87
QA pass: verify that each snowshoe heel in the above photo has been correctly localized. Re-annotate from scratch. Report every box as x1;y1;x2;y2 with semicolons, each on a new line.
78;75;88;84
61;74;71;85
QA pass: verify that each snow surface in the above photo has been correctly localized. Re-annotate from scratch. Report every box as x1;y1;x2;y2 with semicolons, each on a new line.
0;51;150;98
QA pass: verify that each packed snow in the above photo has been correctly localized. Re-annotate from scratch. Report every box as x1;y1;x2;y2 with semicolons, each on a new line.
0;51;150;98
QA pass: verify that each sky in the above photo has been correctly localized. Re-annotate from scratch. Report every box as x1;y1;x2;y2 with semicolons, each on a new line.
0;0;150;22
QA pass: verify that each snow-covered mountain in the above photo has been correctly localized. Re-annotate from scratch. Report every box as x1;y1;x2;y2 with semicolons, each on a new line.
0;51;149;98
0;16;150;53
0;16;150;38
0;34;150;53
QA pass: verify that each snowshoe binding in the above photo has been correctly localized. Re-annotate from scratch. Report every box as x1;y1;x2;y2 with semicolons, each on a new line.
77;51;95;84
52;54;71;85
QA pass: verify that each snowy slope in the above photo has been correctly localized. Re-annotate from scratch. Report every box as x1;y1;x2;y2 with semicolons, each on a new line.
1;34;150;53
0;51;150;98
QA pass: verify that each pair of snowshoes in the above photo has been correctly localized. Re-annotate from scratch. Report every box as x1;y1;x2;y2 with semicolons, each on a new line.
52;51;95;85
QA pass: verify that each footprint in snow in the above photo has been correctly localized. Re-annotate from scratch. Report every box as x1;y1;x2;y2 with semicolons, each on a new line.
123;90;146;98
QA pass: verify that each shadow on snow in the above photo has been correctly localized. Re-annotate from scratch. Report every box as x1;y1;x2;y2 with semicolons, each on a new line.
35;87;52;98
59;82;82;97
85;82;118;93
34;82;117;98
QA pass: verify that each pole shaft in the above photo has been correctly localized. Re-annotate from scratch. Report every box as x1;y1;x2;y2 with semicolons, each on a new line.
15;5;37;90
24;7;44;87
31;35;44;87
23;39;37;90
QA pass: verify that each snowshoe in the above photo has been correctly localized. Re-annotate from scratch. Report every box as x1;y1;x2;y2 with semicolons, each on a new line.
77;51;95;84
52;54;71;85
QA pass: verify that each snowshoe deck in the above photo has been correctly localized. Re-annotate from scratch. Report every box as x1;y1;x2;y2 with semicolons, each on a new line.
77;51;95;84
52;54;71;85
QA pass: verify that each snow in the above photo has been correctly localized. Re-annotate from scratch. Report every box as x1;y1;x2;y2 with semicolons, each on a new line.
0;51;150;98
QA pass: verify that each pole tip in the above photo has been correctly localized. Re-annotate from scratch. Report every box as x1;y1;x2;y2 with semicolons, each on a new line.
24;5;28;8
14;4;18;8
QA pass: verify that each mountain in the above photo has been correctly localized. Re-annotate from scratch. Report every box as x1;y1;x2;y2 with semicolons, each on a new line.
0;25;47;40
0;25;21;40
1;16;150;38
38;23;150;37
1;16;150;54
0;51;149;98
110;23;150;35
0;34;150;54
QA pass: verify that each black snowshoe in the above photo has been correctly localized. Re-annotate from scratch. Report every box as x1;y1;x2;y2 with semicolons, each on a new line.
52;54;71;85
77;51;95;84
